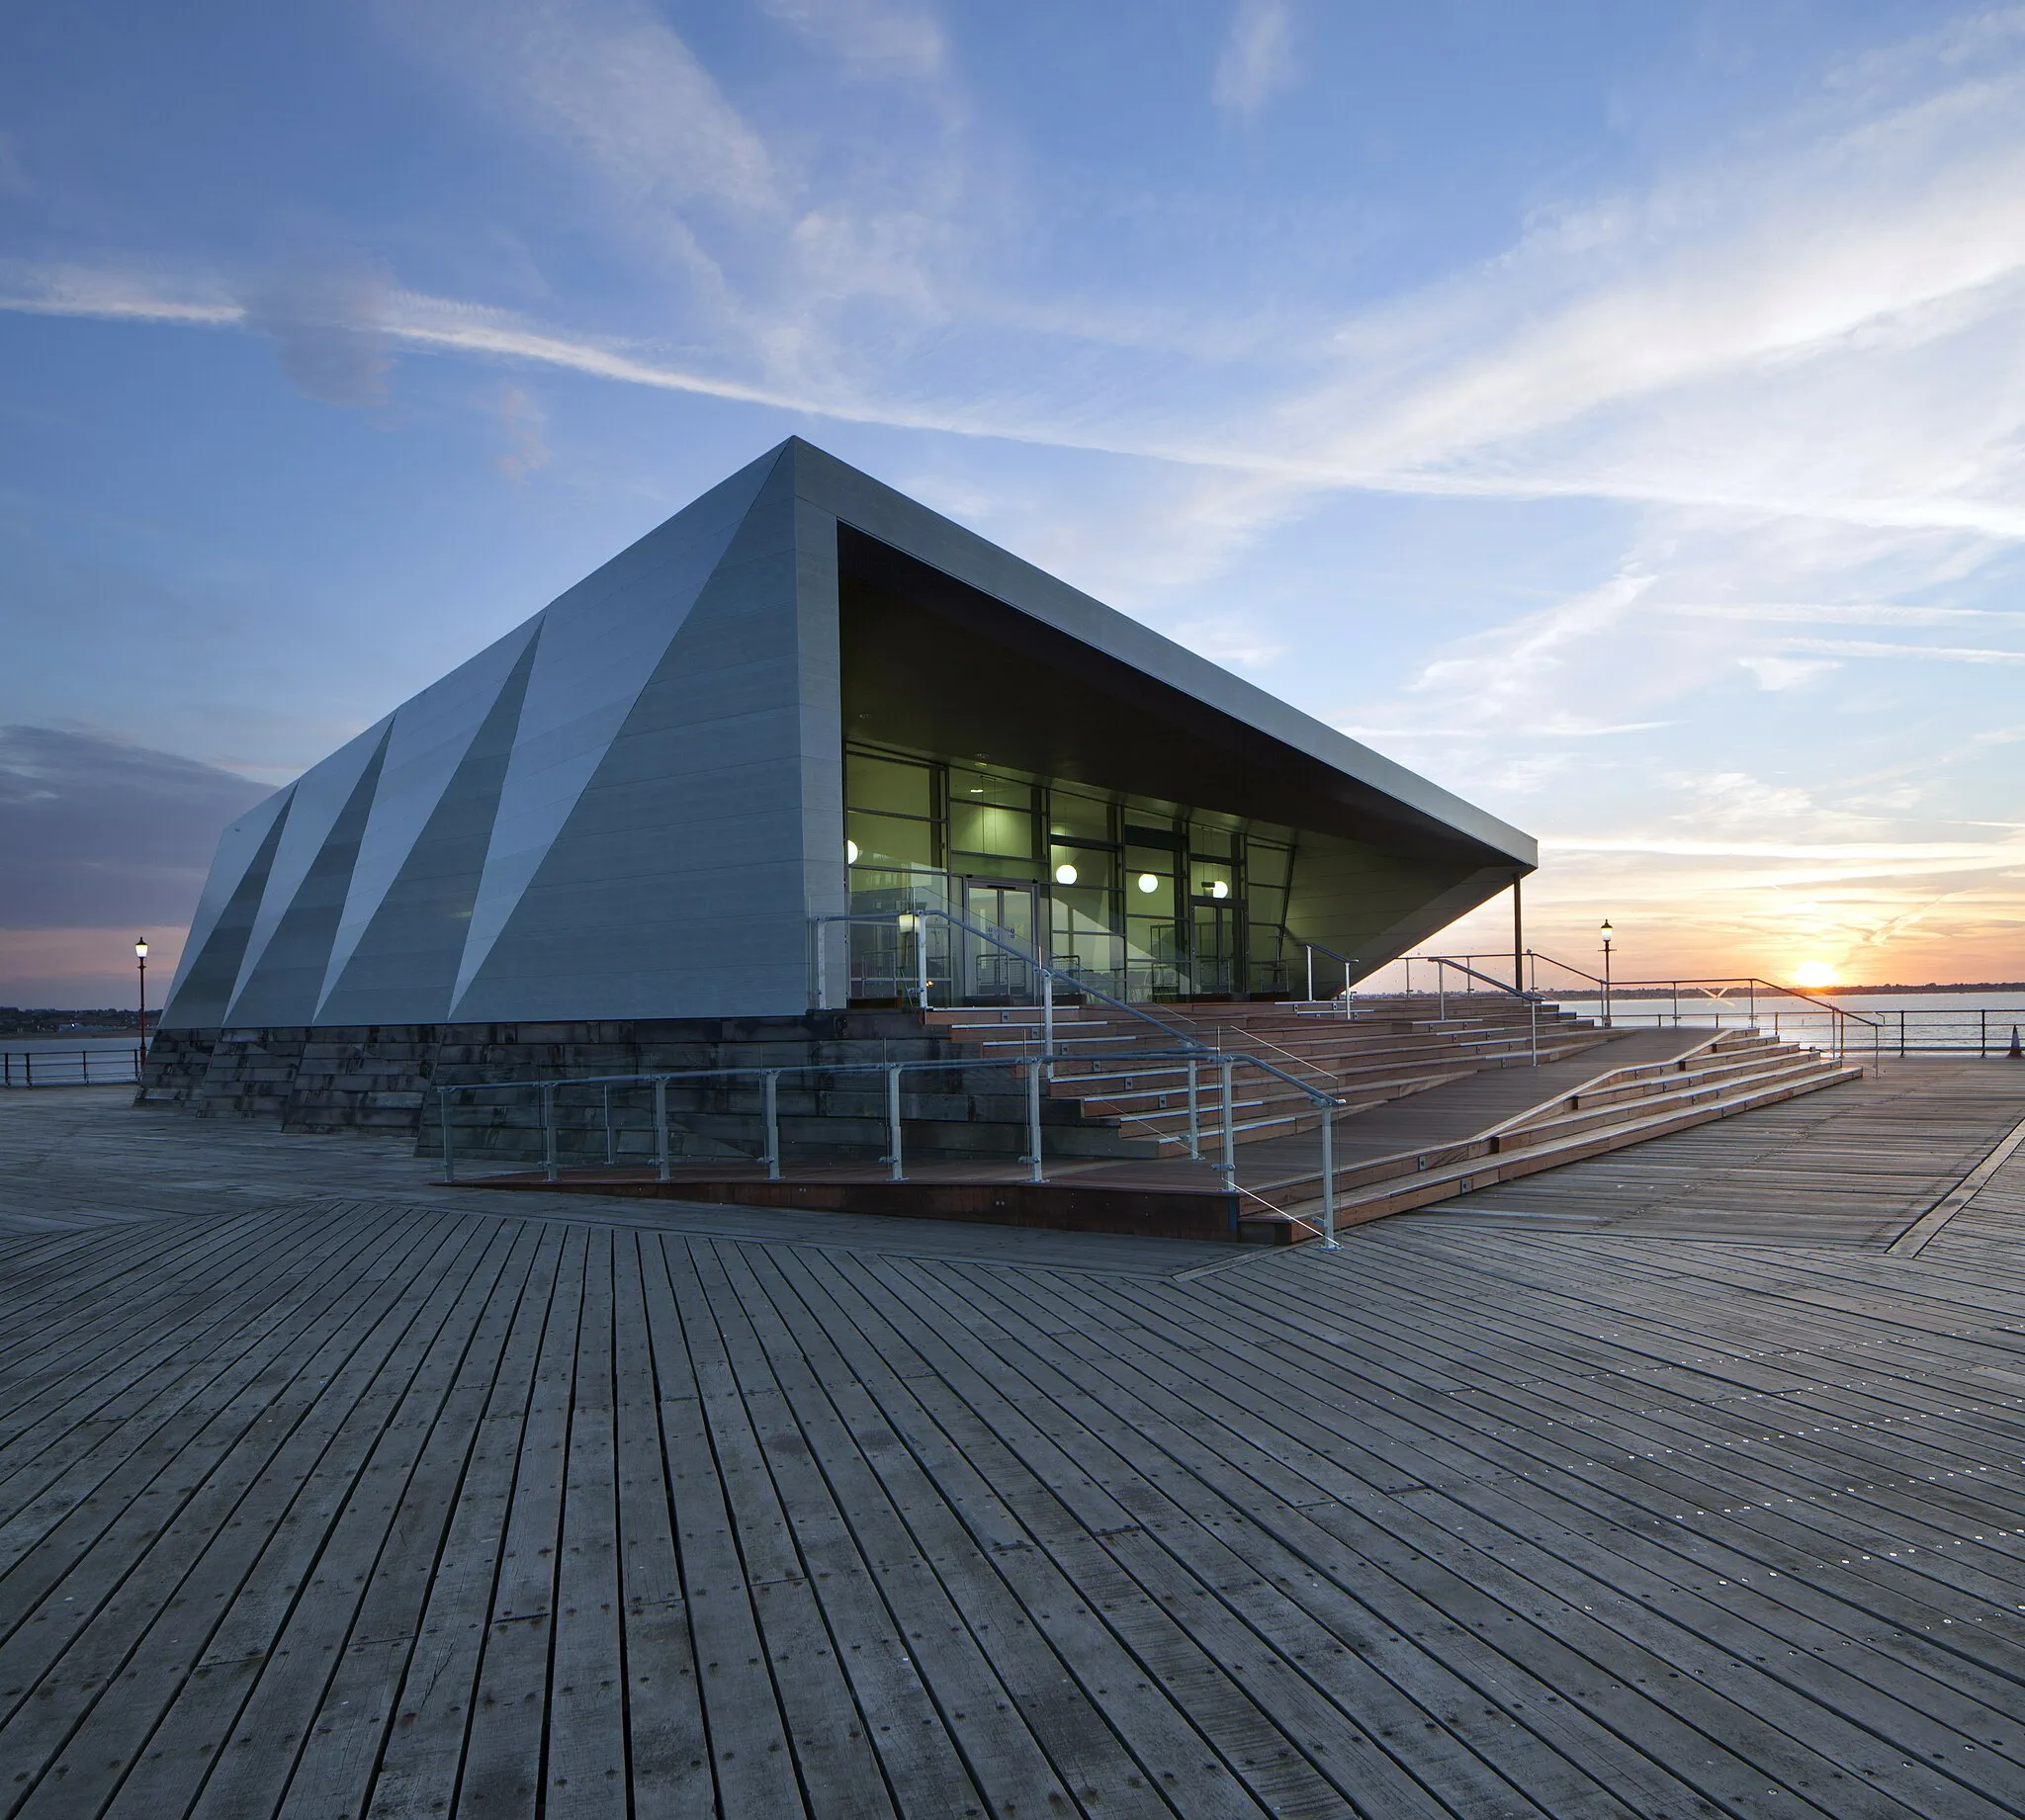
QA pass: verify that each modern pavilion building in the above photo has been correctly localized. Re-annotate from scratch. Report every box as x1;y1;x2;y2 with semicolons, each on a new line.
146;439;1536;1129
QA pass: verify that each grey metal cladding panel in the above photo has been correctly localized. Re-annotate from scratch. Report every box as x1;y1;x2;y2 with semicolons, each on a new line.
313;629;541;1024
791;494;846;919
225;726;393;1025
160;784;293;1013
319;617;544;999
452;458;779;1009
226;716;396;1005
451;471;813;1021
781;437;1534;867
159;788;296;1028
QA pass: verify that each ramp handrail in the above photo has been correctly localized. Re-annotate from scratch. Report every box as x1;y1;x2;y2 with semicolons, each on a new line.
435;1043;1350;1247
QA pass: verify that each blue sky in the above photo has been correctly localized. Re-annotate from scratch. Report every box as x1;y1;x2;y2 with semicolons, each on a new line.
5;0;2025;1003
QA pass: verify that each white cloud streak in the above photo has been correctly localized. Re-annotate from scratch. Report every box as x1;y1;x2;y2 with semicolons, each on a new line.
1213;0;1295;117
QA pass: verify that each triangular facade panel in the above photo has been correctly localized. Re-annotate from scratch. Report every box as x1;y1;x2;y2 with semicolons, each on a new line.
157;785;295;1027
224;725;393;1025
314;626;542;1023
449;447;781;1010
314;617;544;1013
222;716;395;1014
450;450;818;1020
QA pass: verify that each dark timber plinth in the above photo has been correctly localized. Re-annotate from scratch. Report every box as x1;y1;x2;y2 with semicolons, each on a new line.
467;1163;1254;1242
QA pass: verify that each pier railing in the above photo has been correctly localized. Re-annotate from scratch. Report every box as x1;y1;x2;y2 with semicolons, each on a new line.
1;1047;143;1087
433;1043;1352;1247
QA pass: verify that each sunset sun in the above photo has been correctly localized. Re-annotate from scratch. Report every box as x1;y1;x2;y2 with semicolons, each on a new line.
1794;962;1837;989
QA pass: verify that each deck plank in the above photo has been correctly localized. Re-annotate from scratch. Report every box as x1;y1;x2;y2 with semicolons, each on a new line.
4;1073;2025;1816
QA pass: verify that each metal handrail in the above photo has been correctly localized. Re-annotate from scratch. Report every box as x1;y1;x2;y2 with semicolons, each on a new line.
813;906;1206;1055
1;1046;144;1087
821;907;1350;1092
436;1043;1350;1247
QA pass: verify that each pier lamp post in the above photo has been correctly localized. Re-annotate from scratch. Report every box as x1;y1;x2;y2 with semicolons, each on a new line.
134;937;149;1061
1599;920;1614;1028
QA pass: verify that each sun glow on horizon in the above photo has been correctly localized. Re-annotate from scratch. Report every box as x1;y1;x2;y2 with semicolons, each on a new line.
1794;962;1837;989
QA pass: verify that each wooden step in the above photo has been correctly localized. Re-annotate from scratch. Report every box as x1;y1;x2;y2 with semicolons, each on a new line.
1249;1057;1862;1238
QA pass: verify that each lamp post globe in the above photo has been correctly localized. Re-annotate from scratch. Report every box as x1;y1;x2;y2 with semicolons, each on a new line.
134;937;150;1063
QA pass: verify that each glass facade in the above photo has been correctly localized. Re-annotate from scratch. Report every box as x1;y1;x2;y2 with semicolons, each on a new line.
842;740;1298;1003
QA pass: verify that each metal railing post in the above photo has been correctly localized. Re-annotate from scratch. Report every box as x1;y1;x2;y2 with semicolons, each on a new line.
763;1070;782;1180
1436;960;1447;1022
1026;1059;1044;1183
602;1083;616;1167
1899;1008;1906;1059
814;920;828;1011
1344;958;1352;1018
439;1089;457;1184
1218;1056;1236;1186
886;1064;905;1182
1529;997;1539;1066
1317;1098;1340;1250
654;1078;670;1182
1042;970;1054;1079
915;917;929;1010
1187;1057;1201;1161
1305;945;1315;1003
542;1083;559;1184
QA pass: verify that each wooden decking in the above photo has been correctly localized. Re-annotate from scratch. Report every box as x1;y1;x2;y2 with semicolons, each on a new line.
3;1066;2025;1817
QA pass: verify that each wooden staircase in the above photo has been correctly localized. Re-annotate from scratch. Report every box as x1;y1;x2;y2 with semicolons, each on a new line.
925;996;1617;1156
1241;1026;1862;1242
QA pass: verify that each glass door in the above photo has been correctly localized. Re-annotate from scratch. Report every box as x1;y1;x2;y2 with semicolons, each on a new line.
958;880;1037;1000
1189;899;1243;996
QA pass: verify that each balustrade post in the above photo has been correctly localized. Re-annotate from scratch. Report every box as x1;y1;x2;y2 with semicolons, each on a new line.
602;1083;616;1167
763;1070;782;1180
654;1078;670;1182
1026;1059;1044;1183
542;1083;559;1183
1218;1056;1237;1187
1319;1100;1339;1250
1187;1057;1201;1162
1042;970;1054;1079
887;1064;906;1182
439;1089;457;1184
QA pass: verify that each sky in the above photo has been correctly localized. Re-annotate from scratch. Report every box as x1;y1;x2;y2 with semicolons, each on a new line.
5;0;2025;1005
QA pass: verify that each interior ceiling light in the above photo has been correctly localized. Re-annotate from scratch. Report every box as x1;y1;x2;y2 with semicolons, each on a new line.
1137;873;1160;894
1054;863;1078;886
845;839;859;864
1210;880;1230;900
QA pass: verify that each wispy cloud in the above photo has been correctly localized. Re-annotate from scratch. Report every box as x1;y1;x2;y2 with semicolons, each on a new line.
759;0;946;79
1213;0;1296;118
1779;636;2025;664
1672;601;2025;626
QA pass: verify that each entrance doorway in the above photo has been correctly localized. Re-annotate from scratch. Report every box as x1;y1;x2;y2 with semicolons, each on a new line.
1190;899;1244;997
959;880;1037;1000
